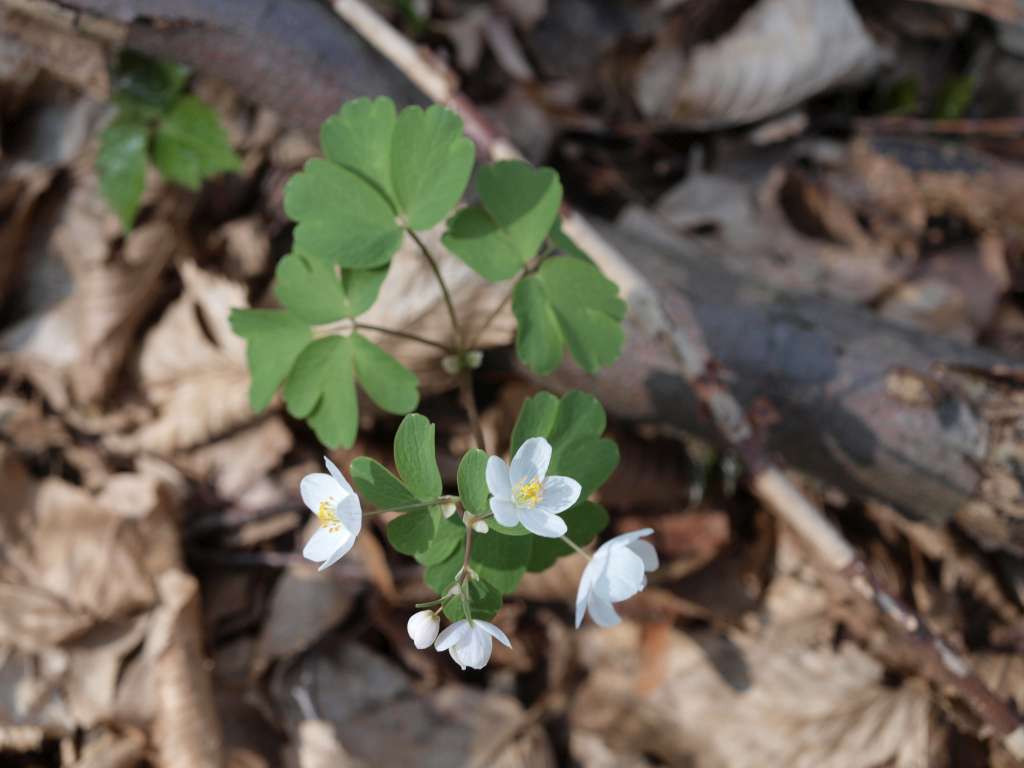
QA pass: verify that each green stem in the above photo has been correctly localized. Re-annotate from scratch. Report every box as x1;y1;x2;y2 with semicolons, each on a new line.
354;322;454;353
408;229;463;350
560;534;592;561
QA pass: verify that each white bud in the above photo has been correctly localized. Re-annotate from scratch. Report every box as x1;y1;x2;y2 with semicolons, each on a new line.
464;350;483;369
447;584;462;597
406;609;440;649
439;501;457;519
441;354;461;375
471;519;489;534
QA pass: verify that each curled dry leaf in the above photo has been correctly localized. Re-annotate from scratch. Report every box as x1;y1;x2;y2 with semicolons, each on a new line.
636;0;886;127
105;260;254;455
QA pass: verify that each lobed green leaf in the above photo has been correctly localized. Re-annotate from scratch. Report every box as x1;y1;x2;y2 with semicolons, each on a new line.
386;509;437;556
283;335;358;449
229;309;311;412
350;457;419;510
394;414;443;501
97;120;148;230
152;96;240;191
351;333;419;415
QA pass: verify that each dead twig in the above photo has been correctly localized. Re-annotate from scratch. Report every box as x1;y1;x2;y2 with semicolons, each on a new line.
327;0;1024;756
858;115;1024;139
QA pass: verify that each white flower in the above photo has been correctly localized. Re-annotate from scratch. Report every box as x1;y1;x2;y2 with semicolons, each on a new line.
406;610;440;649
300;457;362;571
434;619;511;670
486;437;581;538
575;528;659;628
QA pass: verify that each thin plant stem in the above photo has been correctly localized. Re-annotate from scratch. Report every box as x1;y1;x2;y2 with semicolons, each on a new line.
560;534;592;561
458;367;486;450
355;322;454;353
408;229;463;350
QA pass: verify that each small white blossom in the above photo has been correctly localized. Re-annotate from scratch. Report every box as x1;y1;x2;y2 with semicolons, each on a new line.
486;437;581;538
434;619;511;670
575;528;659;628
406;610;440;649
300;457;362;571
439;501;458;519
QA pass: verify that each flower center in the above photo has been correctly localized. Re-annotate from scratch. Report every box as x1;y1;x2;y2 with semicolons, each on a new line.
317;498;344;533
512;478;544;508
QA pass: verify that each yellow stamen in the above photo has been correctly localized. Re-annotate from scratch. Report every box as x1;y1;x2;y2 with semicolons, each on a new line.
512;478;544;508
317;498;344;534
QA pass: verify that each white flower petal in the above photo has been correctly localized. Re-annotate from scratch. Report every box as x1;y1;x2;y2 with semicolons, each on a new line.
575;560;599;628
486;456;512;501
459;627;492;669
627;539;659;572
604;527;655;549
489;498;521;528
536;475;581;515
407;610;440;649
476;620;512;648
510;437;552;486
519;507;568;538
299;473;342;513
324;456;355;496
587;594;621;627
435;620;469;652
302;527;343;562
449;645;467;670
595;547;646;602
318;530;356;571
337;494;363;535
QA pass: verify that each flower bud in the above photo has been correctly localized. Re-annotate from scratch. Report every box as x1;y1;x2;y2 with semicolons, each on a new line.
406;609;440;649
471;519;489;534
441;354;461;375
464;350;483;369
439;501;457;519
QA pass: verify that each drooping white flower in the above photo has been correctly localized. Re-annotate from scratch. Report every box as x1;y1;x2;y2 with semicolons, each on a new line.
486;437;581;538
434;618;511;670
407;610;441;649
575;528;659;628
300;457;362;571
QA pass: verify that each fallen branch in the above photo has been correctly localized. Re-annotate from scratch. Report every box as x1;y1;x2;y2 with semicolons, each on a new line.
328;0;1024;755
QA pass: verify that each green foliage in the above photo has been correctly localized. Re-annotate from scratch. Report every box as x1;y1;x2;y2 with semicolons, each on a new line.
386;508;437;556
350;457;419;510
528;502;610;571
514;256;627;374
97;51;240;230
934;75;975;120
96;121;148;229
286;97;474;269
284;336;359;449
444;579;502;621
443;160;562;281
152;96;240;191
456;449;490;515
228;310;311;412
394;414;443;501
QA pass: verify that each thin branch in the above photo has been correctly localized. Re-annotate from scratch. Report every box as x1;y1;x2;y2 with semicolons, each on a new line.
354;321;454;352
407;228;463;350
458;367;486;450
328;0;1024;755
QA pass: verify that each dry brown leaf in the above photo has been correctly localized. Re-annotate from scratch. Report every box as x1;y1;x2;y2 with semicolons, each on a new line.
273;642;555;767
74;727;147;768
253;565;359;675
105;260;254;455
572;533;934;768
293;720;367;768
636;0;886;127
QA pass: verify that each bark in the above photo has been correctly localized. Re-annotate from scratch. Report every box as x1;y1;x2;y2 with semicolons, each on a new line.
555;210;1024;548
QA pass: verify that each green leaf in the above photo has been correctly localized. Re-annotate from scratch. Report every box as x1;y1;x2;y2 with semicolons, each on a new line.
546;390;608;449
510;391;559;455
111;50;189;112
549;219;590;261
394;414;442;501
456;449;489;515
274;253;348;324
284;158;403;269
416;512;464;566
512;276;563;374
444;578;502;621
527;501;609;572
97;120;148;230
513;256;626;374
471;533;531;594
386;509;437;556
152;96;240;191
350;457;419;510
551;437;619;502
275;252;388;321
425;544;463;593
321;96;397;205
443;160;562;281
229;309;312;412
351;333;419;414
391;105;475;230
283;336;358;449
